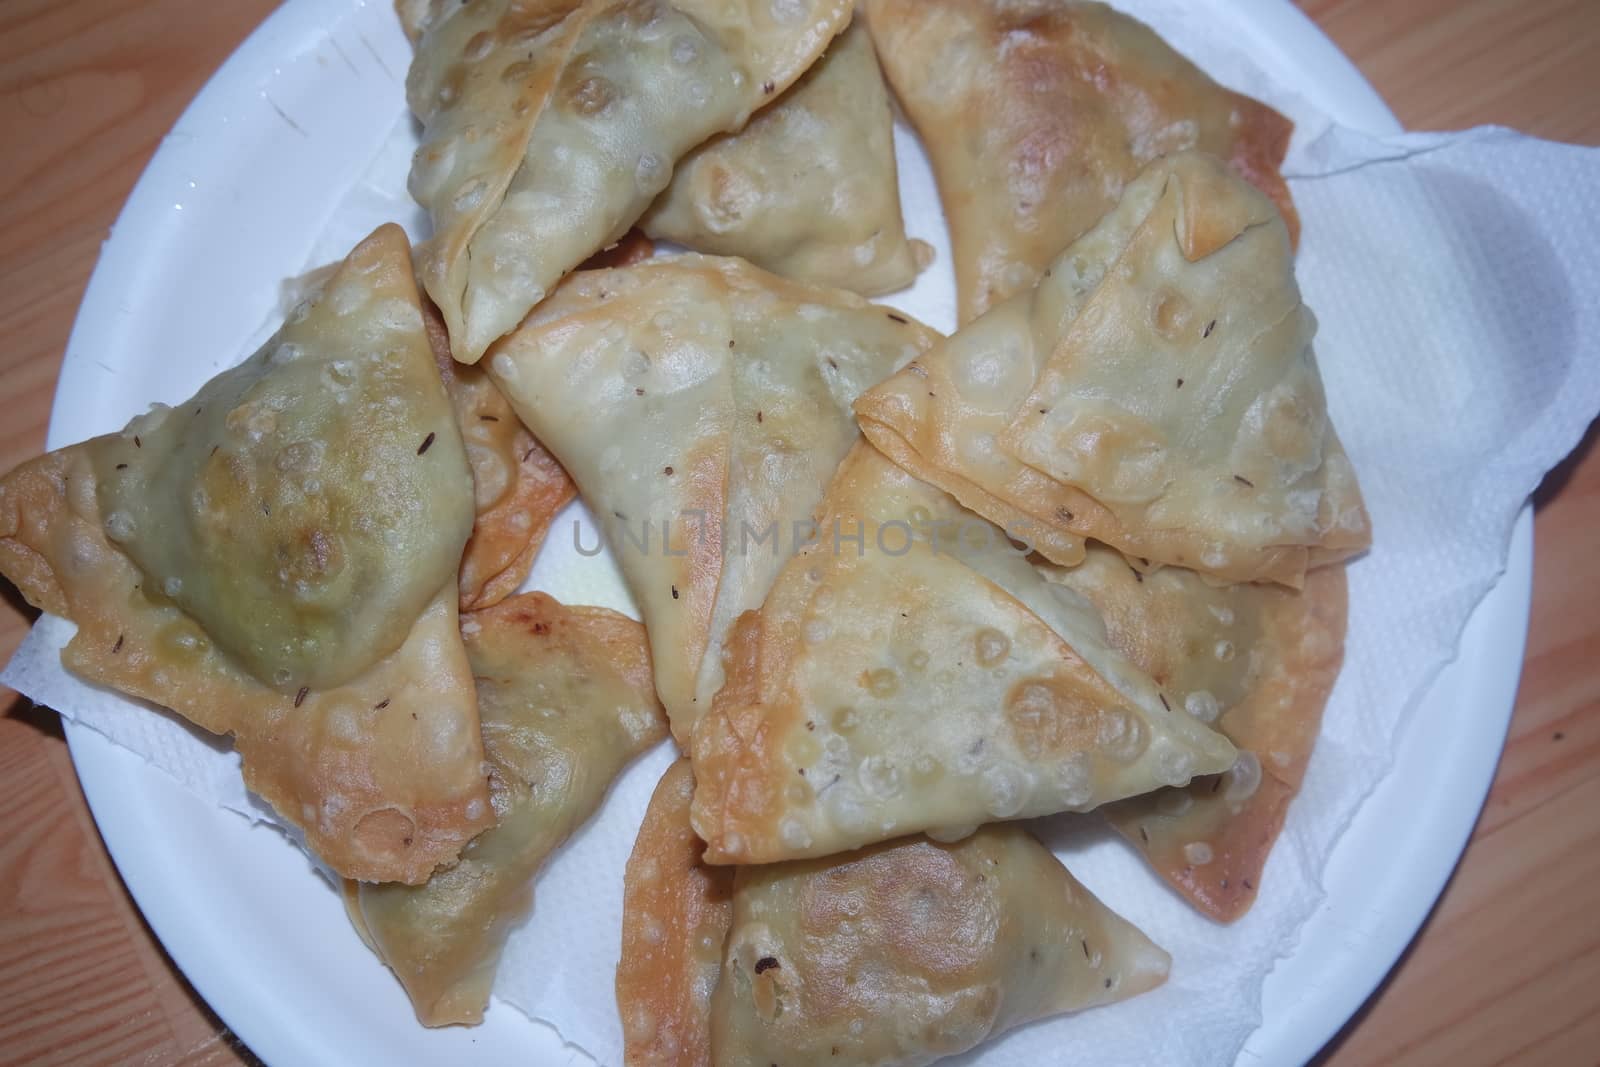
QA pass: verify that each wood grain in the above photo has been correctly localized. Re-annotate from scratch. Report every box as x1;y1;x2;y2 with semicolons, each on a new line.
0;1;1595;1064
0;4;278;1063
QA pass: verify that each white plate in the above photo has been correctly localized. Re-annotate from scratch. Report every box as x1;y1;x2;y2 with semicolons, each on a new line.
48;1;1532;1064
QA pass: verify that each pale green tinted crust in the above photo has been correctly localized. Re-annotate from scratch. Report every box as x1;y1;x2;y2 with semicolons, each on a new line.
89;225;473;691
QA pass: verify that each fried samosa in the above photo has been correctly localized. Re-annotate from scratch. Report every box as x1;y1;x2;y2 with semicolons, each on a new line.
349;592;667;1025
485;254;941;744
402;0;853;363
641;21;930;296
1042;547;1348;921
421;297;576;611
689;443;1236;865
617;759;734;1067
620;760;1170;1067
857;151;1369;587
0;225;491;882
288;254;576;613
864;0;1297;323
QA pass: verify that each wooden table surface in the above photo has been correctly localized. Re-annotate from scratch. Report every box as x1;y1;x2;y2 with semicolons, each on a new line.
0;1;1595;1064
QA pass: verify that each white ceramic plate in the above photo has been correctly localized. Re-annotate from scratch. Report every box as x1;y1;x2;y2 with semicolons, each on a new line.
48;1;1532;1064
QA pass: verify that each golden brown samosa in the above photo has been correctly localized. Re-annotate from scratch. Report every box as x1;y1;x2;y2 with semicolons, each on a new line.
421;298;576;611
689;443;1236;865
350;592;666;1025
401;0;853;362
857;152;1369;587
1043;547;1348;921
864;0;1297;323
617;760;734;1066
642;21;930;296
0;226;491;882
485;254;941;745
619;760;1170;1067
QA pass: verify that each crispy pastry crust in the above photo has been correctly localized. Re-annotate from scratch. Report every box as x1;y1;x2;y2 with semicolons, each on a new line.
486;254;940;744
865;0;1297;323
423;299;576;611
404;0;854;362
351;591;666;1024
617;759;733;1067
618;762;1170;1066
0;226;492;883
858;153;1370;588
689;443;1238;865
0;447;492;883
1096;563;1349;921
711;826;1170;1065
642;22;930;296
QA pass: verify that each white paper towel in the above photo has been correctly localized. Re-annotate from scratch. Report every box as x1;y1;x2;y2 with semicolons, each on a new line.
5;1;1599;1064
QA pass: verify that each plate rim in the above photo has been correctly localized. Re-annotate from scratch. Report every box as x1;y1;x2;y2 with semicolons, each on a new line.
46;1;1532;1064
